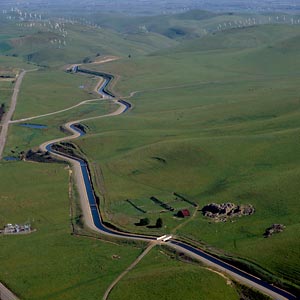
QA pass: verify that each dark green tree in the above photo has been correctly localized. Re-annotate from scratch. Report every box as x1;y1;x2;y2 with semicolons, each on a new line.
156;217;163;228
139;218;150;226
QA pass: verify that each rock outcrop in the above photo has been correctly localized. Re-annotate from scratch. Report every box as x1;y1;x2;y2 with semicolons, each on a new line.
264;224;285;238
201;202;254;222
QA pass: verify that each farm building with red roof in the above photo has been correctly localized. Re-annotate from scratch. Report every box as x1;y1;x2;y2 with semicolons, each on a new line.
177;209;190;218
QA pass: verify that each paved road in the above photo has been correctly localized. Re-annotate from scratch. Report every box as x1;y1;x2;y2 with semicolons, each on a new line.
170;241;297;300
0;70;26;159
0;283;19;300
40;68;297;300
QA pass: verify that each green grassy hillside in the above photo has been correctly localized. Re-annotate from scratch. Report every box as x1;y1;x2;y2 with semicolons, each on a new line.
87;10;216;35
168;24;300;52
1;10;300;299
0;80;14;109
0;162;142;300
88;10;286;40
73;23;300;290
13;69;99;119
109;247;240;300
3;68;118;157
1;10;298;66
0;18;177;66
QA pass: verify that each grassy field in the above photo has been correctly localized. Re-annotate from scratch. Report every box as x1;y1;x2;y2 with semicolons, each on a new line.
109;247;240;300
0;161;246;300
13;69;100;119
3;97;117;158
0;80;13;108
1;10;300;299
73;24;300;289
0;161;143;300
3;67;117;158
0;54;36;116
0;54;33;70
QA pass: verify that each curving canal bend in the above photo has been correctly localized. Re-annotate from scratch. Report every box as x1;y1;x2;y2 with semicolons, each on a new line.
40;68;297;300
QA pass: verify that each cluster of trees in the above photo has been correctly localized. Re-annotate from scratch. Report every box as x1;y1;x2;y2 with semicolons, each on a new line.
135;217;163;228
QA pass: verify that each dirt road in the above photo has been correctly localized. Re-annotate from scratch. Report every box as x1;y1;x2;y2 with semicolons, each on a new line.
102;243;155;300
0;70;26;159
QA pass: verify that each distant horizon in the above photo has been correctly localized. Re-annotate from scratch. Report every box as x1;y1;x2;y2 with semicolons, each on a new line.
0;0;299;15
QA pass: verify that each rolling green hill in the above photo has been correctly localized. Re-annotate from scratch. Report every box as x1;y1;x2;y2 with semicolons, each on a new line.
72;23;300;292
167;24;300;52
1;9;300;299
1;10;299;66
0;18;177;66
87;10;216;35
